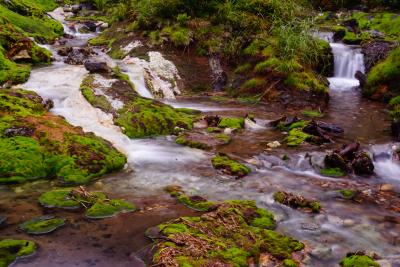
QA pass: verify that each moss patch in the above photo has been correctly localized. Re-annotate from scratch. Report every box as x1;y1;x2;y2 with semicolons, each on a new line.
217;117;245;129
19;215;65;235
0;89;126;185
284;128;312;147
149;200;300;266
0;239;36;267
86;199;136;219
340;254;380;267
320;168;346;178
165;186;216;212
211;153;251;178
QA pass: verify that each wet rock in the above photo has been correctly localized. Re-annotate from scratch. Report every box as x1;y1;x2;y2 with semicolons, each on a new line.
352;152;374;175
12;50;31;62
362;40;395;72
176;131;231;150
84;59;110;73
209;56;227;90
84;21;97;32
343;19;359;33
57;46;73;56
43;99;54;110
212;153;251;178
4;126;35;137
19;215;65;235
324;153;348;172
64;47;92;65
273;191;321;213
339;142;360;160
317;121;344;134
267;141;281;149
380;184;394;192
303;121;333;143
310;246;333;260
355;71;366;88
204;115;221;127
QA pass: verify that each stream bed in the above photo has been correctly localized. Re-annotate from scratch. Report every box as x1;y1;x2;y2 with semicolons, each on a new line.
0;7;399;267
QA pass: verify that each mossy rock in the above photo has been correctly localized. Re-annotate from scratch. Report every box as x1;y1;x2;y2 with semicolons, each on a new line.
302;110;324;118
274;191;321;213
175;131;231;150
339;189;356;200
19;215;65;235
0;239;36;267
284;128;313;147
165;187;216;212
149;200;301;266
217;117;245;129
340;254;380;267
85;199;136;219
211;153;251;178
38;188;83;209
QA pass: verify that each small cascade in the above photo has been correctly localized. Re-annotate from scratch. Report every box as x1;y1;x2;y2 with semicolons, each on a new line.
317;31;365;91
370;144;400;182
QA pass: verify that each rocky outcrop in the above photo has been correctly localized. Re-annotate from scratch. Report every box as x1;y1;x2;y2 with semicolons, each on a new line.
84;59;110;73
64;47;92;65
361;40;395;73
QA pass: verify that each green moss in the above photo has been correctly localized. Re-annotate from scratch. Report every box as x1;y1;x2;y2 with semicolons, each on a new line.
215;133;231;143
234;63;252;74
174;108;202;115
251;208;276;230
340;255;380;267
342;31;361;45
365;48;400;98
302;110;323;118
19;215;65;235
339;189;356;199
241;78;266;90
38;189;81;209
150;200;302;266
115;97;194;138
80;85;113;113
284;129;312;147
284;71;328;94
85;199;136;219
0;239;36;267
320;168;346;178
283;259;298;267
352;12;400;40
218;117;245;129
211;153;251;177
175;134;210;150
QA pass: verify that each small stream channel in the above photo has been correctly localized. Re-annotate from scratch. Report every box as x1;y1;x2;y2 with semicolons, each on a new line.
0;8;399;267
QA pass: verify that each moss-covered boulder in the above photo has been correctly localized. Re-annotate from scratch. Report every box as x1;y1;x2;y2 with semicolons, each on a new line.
0;89;126;184
39;187;136;219
340;254;380;267
211;153;251;178
274;191;321;213
80;72;196;138
175;131;231;150
0;239;36;267
147;200;301;267
19;215;65;235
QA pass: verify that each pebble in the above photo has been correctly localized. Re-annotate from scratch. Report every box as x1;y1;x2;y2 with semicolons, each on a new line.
93;181;104;190
343;219;355;227
267;141;281;148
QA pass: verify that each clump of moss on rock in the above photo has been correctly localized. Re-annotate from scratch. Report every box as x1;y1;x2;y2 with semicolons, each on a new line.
39;187;136;219
320;167;346;178
340;253;380;267
0;239;36;267
165;185;216;212
0;89;126;185
19;215;65;235
211;153;251;178
217;117;245;129
147;200;300;267
175;131;231;150
273;191;321;213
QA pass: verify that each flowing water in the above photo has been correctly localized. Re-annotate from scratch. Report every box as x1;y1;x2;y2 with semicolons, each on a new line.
1;12;399;267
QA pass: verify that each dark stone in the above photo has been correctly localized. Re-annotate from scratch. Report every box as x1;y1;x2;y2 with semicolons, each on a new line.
317;121;344;134
391;120;400;141
84;21;97;32
324;153;348;171
205;115;221;127
57;46;73;57
64;48;92;65
343;19;359;33
43;99;54;111
4;126;35;137
361;40;395;72
355;71;366;88
352;152;374;175
303;121;333;143
333;28;346;42
84;59;110;73
338;142;360;161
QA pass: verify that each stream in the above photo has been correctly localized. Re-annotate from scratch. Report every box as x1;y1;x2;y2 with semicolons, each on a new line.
0;8;399;267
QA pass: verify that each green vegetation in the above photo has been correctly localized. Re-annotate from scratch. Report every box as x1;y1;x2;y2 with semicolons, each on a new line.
302;109;324;118
149;200;301;266
0;89;126;184
340;254;380;267
284;129;312;147
165;186;216;212
175;134;210;150
218;117;245;129
39;188;136;219
211;153;251;178
339;189;356;199
320;168;346;177
0;239;36;267
19;216;65;235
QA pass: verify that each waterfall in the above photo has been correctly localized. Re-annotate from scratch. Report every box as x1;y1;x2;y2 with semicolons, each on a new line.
317;32;366;91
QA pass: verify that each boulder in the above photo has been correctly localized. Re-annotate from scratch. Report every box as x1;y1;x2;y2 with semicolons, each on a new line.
352;152;374;175
324;152;348;172
57;46;73;57
84;21;97;32
64;47;92;65
84;59;110;73
11;50;31;62
355;71;366;88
